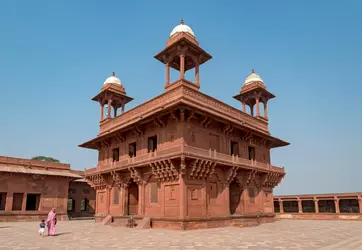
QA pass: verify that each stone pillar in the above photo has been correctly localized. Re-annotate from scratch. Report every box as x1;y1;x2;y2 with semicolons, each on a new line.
314;199;319;213
138;183;145;216
242;102;246;112
123;185;129;216
256;98;260;116
22;193;27;211
250;105;254;116
114;107;118;118
179;175;186;219
264;102;268;119
5;192;13;212
121;105;125;114
225;184;230;216
334;198;340;214
195;64;200;86
180;54;185;79
107;99;112;118
279;199;284;213
297;199;303;213
100;103;104;121
358;197;362;214
165;63;170;87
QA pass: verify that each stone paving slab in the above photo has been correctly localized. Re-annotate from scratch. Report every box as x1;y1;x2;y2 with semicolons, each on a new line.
1;220;362;249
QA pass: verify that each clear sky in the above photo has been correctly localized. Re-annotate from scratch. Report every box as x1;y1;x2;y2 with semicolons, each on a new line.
1;1;361;195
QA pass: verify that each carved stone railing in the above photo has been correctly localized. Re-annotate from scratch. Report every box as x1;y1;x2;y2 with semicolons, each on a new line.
99;87;183;133
84;145;284;176
181;88;269;132
99;84;269;135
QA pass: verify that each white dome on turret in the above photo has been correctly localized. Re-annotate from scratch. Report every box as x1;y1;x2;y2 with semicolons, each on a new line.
244;69;264;86
170;19;195;38
104;72;122;86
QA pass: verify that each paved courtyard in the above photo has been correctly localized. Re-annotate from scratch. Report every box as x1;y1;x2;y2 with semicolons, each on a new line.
1;220;362;250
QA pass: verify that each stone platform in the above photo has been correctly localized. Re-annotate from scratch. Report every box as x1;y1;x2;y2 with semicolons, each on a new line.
1;220;362;249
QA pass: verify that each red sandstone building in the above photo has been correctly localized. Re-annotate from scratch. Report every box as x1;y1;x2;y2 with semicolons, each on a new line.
80;20;289;229
0;156;95;222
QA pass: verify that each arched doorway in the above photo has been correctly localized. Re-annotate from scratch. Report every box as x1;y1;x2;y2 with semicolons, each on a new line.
128;182;139;215
229;180;242;215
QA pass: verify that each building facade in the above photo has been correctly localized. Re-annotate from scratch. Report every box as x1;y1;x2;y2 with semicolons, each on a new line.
0;156;95;222
274;193;362;220
80;20;289;229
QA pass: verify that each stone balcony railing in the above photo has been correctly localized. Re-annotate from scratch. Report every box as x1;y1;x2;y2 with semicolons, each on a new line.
99;83;269;135
0;156;70;170
84;145;284;176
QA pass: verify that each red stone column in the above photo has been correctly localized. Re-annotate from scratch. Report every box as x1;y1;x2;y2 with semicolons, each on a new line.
138;183;145;215
123;185;129;215
358;197;362;214
180;54;185;79
334;199;340;214
264;102;268;119
256;98;260;116
114;107;118;118
242;102;246;112
195;64;200;86
179;175;186;219
314;199;319;213
165;63;170;87
5;192;13;212
250;105;254;116
279;199;284;213
121;105;125;114
100;103;104;121
107;99;112;118
21;193;27;211
298;199;303;213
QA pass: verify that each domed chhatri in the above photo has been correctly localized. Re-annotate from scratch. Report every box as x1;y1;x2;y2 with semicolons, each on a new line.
104;72;122;86
170;19;195;38
244;69;264;86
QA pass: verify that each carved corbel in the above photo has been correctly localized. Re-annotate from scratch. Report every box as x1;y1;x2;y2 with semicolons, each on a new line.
180;108;185;122
225;166;238;185
157;116;165;127
128;167;144;185
170;110;179;122
116;132;125;142
242;132;253;142
187;111;195;122
180;156;186;176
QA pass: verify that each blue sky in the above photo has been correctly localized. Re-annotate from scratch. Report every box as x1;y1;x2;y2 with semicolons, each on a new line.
0;1;361;195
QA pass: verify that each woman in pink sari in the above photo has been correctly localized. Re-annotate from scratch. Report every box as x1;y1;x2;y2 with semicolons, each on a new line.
46;208;57;236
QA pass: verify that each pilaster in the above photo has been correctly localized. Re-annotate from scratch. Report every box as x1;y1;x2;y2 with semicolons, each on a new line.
314;198;319;213
334;198;340;214
297;198;303;213
359;196;362;214
21;193;27;211
279;199;284;213
5;192;13;212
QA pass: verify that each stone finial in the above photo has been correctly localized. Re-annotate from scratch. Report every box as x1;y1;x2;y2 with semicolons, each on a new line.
112;72;115;76
252;69;255;73
180;19;184;25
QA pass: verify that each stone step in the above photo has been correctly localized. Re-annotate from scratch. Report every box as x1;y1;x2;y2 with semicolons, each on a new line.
70;217;95;221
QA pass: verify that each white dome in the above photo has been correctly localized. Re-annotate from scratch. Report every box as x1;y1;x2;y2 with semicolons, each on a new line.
244;70;264;85
170;19;195;38
104;72;122;86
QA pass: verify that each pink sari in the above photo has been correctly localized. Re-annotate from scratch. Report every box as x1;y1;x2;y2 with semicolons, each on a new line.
46;210;57;236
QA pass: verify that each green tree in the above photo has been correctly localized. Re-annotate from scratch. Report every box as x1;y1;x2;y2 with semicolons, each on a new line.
31;156;60;163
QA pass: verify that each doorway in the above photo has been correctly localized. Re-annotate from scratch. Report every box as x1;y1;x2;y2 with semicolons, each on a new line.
128;182;139;215
229;180;242;215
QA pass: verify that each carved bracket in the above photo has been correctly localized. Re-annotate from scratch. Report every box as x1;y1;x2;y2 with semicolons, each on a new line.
189;159;215;180
201;116;211;128
88;174;110;190
225;166;238;185
150;159;178;182
116;132;125;142
128;167;144;185
245;169;258;188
